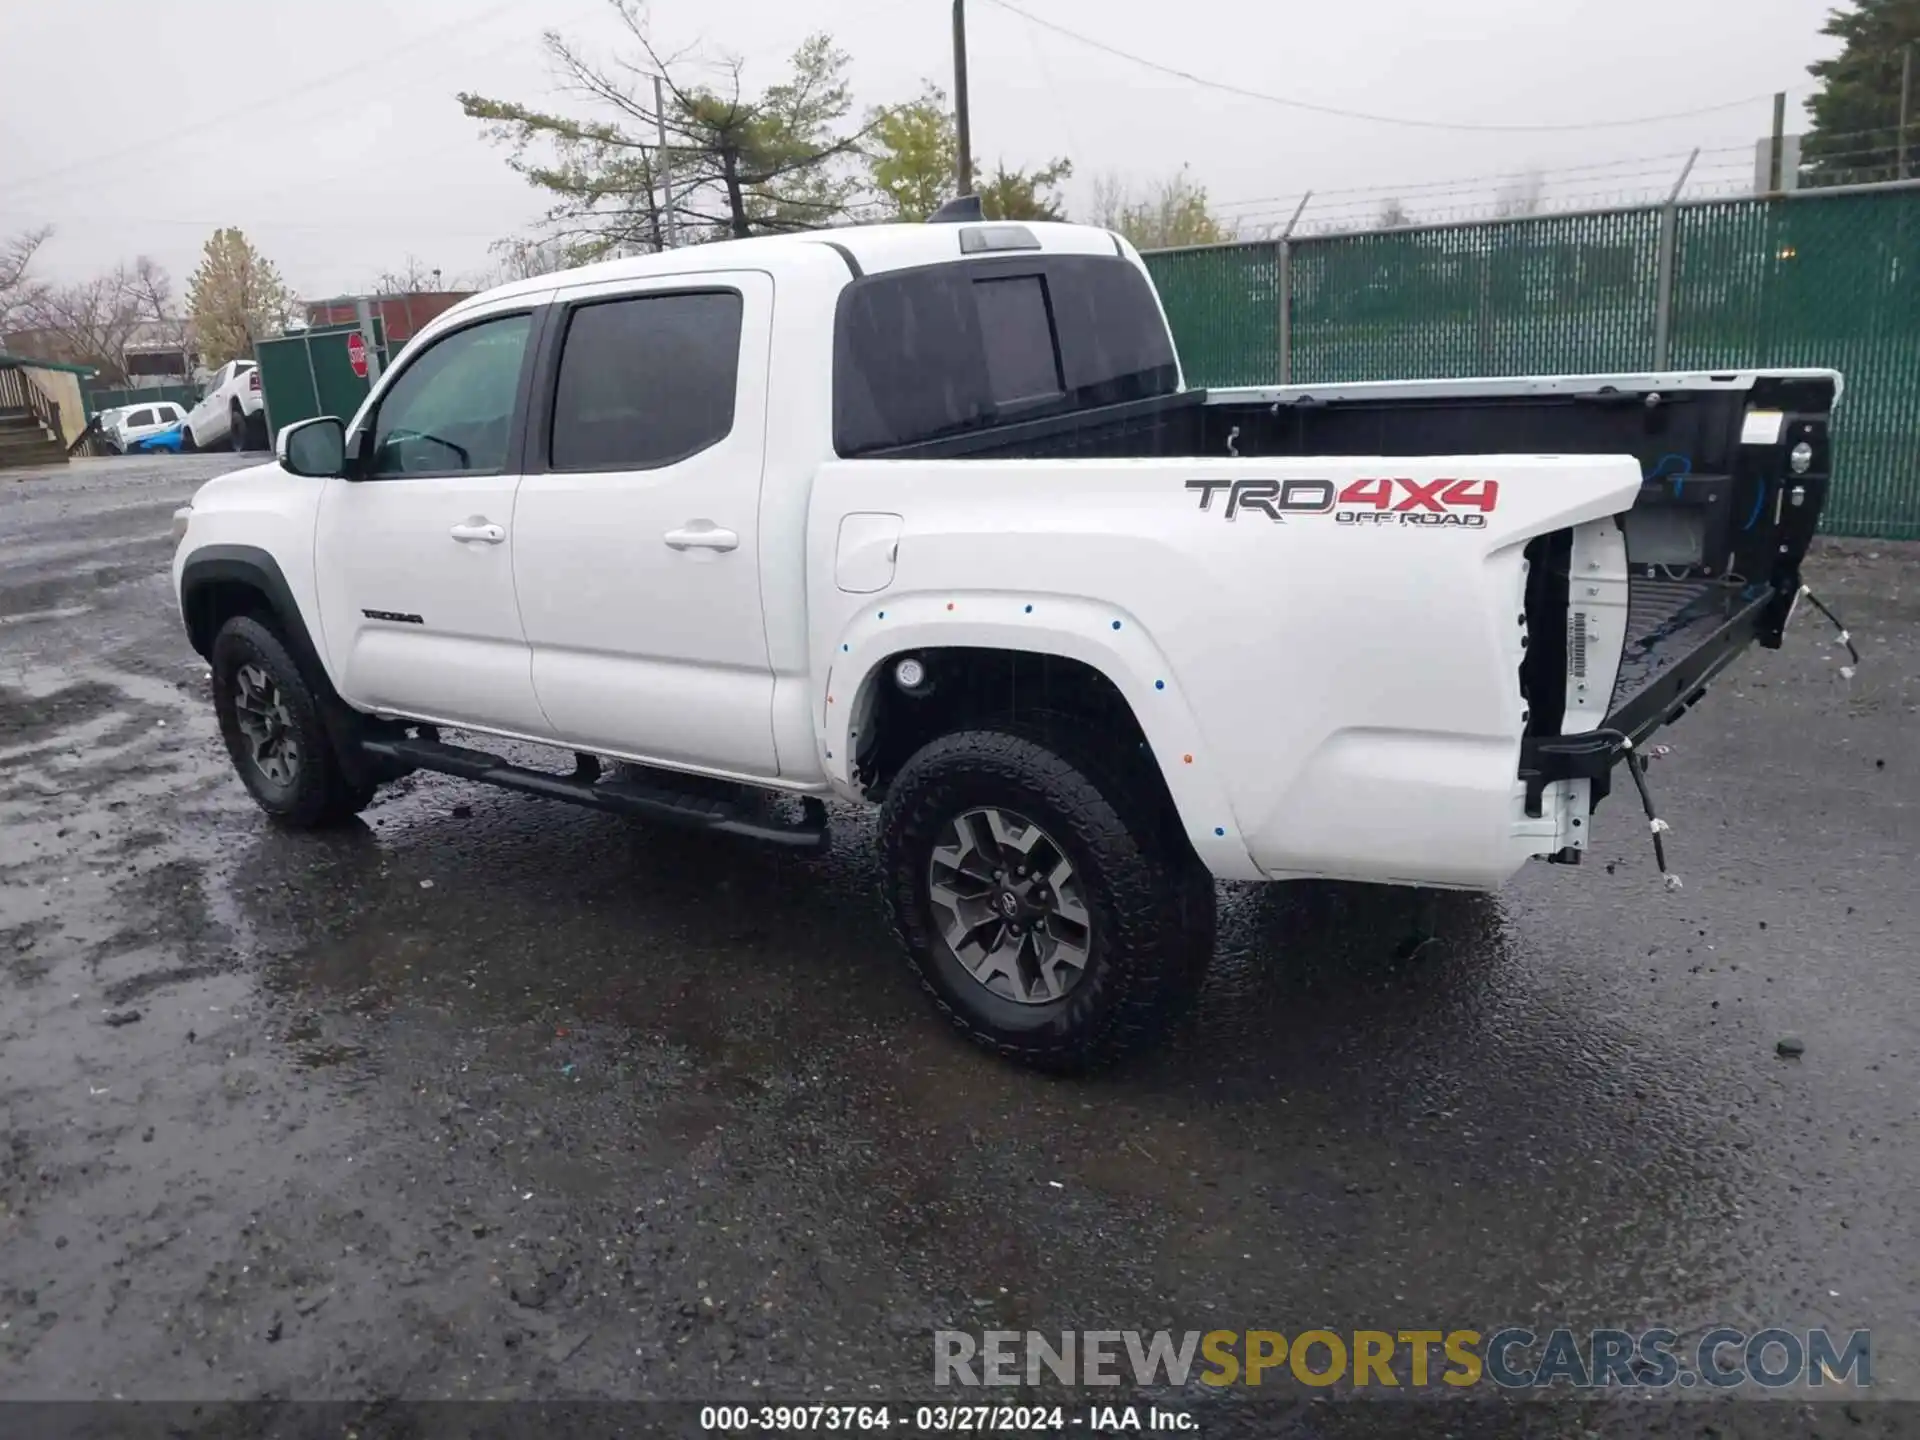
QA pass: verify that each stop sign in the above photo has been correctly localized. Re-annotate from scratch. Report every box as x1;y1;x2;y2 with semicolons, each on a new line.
346;331;368;379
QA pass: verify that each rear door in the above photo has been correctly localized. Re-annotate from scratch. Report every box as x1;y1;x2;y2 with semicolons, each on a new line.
512;271;779;776
312;302;552;736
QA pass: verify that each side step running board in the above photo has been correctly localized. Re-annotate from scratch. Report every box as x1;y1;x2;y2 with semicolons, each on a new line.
360;737;830;851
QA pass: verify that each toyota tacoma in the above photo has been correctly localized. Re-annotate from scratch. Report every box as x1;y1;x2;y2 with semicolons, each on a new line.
171;202;1843;1070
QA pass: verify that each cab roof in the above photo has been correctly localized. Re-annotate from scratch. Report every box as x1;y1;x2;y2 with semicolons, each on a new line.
453;220;1137;317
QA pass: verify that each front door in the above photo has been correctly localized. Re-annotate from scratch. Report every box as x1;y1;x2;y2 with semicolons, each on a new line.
313;305;551;738
512;272;778;777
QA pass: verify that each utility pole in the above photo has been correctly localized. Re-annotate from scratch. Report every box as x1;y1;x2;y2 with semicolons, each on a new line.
1768;90;1787;194
1900;42;1914;181
654;73;678;248
952;0;973;196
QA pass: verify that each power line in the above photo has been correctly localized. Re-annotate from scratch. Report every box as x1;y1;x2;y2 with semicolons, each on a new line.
977;0;1807;134
0;0;538;202
0;208;508;240
1211;151;1707;212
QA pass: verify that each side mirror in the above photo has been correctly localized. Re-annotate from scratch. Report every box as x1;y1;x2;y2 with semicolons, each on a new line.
278;416;348;478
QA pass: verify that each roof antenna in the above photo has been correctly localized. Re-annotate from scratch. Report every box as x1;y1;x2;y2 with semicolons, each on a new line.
928;195;985;224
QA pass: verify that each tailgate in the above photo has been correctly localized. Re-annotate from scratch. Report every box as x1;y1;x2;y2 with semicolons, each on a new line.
1516;371;1841;811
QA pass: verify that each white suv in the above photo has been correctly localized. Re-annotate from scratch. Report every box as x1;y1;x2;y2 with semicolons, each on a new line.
105;401;186;452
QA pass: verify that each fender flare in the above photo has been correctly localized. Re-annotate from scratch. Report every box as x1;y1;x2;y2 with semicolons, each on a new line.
820;592;1262;880
178;544;334;698
179;544;408;786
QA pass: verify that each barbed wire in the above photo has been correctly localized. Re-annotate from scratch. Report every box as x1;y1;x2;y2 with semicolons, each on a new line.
1209;126;1920;239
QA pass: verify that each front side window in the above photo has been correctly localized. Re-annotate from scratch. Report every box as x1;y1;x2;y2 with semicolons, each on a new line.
369;312;531;476
126;409;155;428
549;291;743;472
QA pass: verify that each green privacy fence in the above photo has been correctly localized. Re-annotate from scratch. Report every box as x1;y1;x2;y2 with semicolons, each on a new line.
253;320;391;441
1143;182;1920;540
82;382;199;418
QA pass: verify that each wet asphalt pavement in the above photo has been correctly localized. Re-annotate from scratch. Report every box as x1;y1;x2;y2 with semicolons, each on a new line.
1;453;1917;1431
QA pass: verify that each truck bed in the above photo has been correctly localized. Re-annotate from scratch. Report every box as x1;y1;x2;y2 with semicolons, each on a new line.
868;369;1839;791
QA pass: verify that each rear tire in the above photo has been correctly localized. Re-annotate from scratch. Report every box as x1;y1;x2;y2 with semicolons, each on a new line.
880;727;1215;1073
228;404;247;452
210;615;377;827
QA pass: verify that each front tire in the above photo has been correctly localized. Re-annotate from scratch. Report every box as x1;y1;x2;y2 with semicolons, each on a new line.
210;615;376;827
880;728;1216;1073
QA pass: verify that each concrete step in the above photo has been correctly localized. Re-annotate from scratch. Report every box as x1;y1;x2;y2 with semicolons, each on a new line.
0;436;68;469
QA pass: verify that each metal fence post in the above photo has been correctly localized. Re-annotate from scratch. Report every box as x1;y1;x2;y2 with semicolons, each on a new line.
1276;239;1291;385
1651;149;1700;371
1275;193;1312;386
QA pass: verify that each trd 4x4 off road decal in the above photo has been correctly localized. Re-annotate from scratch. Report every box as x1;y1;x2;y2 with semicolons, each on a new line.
1188;477;1499;529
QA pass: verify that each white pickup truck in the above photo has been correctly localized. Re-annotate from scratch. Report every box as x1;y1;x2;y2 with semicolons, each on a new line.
171;205;1841;1069
184;358;268;453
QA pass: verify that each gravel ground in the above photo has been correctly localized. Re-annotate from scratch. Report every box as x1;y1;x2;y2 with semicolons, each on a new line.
2;453;1917;1436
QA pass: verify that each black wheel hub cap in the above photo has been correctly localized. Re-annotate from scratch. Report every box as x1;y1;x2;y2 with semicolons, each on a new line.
232;662;301;787
927;806;1093;1006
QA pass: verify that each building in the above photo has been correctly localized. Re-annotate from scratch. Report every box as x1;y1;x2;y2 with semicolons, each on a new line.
304;291;475;347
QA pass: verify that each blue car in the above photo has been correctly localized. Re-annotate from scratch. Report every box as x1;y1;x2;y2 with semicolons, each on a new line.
126;421;187;455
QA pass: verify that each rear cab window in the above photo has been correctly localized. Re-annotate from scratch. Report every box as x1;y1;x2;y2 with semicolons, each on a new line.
832;254;1178;457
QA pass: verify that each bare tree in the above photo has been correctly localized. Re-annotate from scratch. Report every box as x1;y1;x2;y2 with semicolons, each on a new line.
1089;167;1231;250
480;236;580;284
1376;198;1413;229
0;226;53;334
1493;169;1546;219
124;256;174;320
14;267;150;380
371;255;445;295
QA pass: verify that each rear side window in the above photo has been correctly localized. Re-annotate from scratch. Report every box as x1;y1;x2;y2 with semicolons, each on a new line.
126;408;154;427
549;291;743;472
833;254;1177;457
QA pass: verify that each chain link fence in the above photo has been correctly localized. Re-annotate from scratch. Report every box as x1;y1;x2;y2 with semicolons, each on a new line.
1143;182;1920;540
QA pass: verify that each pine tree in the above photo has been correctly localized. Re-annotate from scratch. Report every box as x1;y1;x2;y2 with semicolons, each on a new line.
186;229;298;368
1803;0;1920;182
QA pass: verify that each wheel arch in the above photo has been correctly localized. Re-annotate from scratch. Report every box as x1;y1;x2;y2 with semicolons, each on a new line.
821;606;1260;880
179;545;336;700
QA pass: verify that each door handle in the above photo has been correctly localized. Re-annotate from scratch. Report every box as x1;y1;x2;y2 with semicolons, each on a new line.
450;520;506;545
664;522;739;553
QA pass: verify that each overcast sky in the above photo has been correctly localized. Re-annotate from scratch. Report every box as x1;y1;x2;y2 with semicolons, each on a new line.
0;0;1843;298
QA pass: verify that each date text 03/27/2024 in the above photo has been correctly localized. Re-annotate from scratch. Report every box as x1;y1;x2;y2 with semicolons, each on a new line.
699;1405;1190;1432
